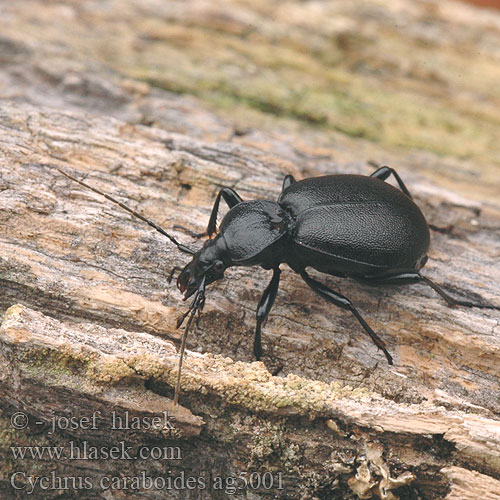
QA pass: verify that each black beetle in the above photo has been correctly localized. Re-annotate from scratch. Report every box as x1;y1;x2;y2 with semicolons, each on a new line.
58;166;499;403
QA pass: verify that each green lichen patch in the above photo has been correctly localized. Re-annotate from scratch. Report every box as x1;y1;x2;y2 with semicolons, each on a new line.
4;1;498;164
2;305;381;431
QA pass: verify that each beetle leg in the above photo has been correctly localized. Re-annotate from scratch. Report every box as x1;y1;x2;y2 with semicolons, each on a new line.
361;272;500;310
281;174;296;193
370;166;453;235
254;267;281;360
370;166;412;199
174;187;243;239
300;270;393;364
371;166;450;234
206;187;243;237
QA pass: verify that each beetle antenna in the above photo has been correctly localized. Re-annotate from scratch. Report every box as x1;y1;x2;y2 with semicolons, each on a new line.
174;277;206;405
57;168;195;255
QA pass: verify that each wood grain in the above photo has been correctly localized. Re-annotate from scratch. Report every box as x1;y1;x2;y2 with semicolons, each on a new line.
1;0;499;498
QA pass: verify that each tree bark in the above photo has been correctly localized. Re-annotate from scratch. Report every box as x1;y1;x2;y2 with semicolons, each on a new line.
1;0;500;499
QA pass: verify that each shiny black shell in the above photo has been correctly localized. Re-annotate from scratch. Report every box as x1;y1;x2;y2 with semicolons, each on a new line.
279;175;430;277
219;200;288;266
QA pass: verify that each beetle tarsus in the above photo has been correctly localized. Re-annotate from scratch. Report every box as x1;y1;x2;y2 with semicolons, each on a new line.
300;270;394;365
362;272;499;311
420;275;500;310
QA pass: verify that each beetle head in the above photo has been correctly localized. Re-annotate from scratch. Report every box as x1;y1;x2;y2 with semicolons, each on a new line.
177;235;228;299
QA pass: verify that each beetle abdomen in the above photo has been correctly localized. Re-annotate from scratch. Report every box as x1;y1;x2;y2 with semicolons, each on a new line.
281;175;430;276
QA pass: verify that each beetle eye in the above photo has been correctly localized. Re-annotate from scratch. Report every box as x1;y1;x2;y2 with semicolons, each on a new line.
214;260;224;273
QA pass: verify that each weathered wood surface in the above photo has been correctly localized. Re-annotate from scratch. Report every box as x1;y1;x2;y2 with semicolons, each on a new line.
1;0;500;499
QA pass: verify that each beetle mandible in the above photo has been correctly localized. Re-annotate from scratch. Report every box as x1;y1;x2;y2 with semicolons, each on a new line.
58;167;499;403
